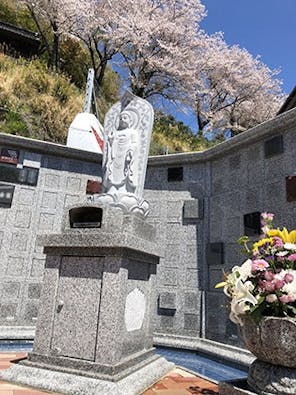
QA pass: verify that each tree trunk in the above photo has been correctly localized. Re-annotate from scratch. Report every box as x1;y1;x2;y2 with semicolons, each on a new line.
52;22;60;71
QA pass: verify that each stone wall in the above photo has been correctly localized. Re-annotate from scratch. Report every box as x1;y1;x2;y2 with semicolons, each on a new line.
0;133;102;334
0;107;295;351
146;107;296;347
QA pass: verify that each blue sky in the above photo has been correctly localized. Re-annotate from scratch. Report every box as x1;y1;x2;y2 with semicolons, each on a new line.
201;0;296;94
176;0;295;131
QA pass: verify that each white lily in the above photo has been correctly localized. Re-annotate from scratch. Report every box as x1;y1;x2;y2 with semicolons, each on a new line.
229;280;258;324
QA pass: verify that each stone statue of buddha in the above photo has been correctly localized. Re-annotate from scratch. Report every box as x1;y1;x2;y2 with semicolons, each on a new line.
92;91;154;217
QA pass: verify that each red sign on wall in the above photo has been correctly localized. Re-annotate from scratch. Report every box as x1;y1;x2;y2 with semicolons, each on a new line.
0;148;19;164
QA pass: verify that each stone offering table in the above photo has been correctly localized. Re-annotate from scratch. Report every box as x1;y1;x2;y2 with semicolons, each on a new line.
0;205;173;395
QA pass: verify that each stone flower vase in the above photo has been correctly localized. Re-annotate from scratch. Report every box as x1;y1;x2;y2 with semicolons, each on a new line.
240;316;296;395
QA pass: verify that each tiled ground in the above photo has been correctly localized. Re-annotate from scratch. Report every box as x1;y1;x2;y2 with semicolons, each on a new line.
143;367;219;395
0;353;219;395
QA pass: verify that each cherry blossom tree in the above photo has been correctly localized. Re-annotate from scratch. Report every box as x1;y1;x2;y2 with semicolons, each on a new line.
105;0;206;100
19;0;70;70
19;0;286;138
60;0;116;87
61;0;206;100
186;34;286;136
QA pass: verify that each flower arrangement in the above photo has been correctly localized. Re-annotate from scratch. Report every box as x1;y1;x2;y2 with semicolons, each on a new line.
216;213;296;324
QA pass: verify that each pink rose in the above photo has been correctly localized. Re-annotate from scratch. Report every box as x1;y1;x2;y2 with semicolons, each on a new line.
279;294;295;303
274;279;284;290
284;273;294;283
266;294;277;303
272;237;284;248
279;295;290;303
264;281;276;292
264;271;274;281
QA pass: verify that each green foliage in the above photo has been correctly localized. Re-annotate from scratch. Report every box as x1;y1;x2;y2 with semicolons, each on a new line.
0;0;36;31
150;111;216;155
0;109;29;136
59;37;90;89
96;66;120;120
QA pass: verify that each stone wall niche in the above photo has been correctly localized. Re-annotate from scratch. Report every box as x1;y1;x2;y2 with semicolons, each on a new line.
0;204;173;395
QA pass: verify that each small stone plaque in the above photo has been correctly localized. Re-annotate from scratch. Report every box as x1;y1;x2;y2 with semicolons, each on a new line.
286;175;296;202
0;147;19;164
244;211;261;236
86;179;102;194
206;243;224;265
264;135;283;158
183;199;204;219
124;288;146;332
0;184;15;207
159;292;176;310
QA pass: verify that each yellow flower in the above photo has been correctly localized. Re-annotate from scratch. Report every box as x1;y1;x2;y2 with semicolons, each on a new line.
267;228;296;243
252;237;272;252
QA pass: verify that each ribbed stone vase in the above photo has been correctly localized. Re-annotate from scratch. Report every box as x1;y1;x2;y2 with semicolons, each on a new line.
240;316;296;395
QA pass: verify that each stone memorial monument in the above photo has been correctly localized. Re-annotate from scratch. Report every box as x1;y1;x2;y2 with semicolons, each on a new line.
0;92;173;395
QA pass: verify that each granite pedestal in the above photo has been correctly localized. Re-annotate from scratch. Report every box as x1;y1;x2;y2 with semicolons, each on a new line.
0;205;173;394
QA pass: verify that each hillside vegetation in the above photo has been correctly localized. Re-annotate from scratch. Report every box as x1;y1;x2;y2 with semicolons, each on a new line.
0;0;212;153
0;51;211;152
0;52;83;143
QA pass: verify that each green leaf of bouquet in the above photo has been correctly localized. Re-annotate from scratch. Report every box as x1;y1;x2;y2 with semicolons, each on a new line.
237;236;249;245
286;305;296;315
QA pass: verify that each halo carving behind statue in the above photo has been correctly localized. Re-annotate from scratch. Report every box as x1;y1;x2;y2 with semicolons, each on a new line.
92;91;154;217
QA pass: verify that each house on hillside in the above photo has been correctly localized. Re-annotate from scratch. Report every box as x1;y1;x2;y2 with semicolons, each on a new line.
0;21;40;57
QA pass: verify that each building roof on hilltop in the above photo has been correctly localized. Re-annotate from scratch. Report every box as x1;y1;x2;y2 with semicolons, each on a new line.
0;21;40;57
277;85;296;115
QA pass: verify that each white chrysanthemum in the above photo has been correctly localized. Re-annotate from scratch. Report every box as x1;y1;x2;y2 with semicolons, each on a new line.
284;243;296;251
282;270;296;296
276;251;289;257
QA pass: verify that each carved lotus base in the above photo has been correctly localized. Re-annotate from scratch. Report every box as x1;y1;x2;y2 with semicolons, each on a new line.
91;193;150;218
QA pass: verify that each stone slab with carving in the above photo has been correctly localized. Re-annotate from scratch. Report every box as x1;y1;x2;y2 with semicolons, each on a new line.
91;91;154;217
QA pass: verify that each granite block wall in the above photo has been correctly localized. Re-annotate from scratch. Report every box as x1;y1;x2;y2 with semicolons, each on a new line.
0;133;102;331
0;107;296;350
146;107;296;346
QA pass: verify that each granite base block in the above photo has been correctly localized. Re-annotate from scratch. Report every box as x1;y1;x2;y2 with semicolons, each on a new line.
219;379;258;395
0;356;174;395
